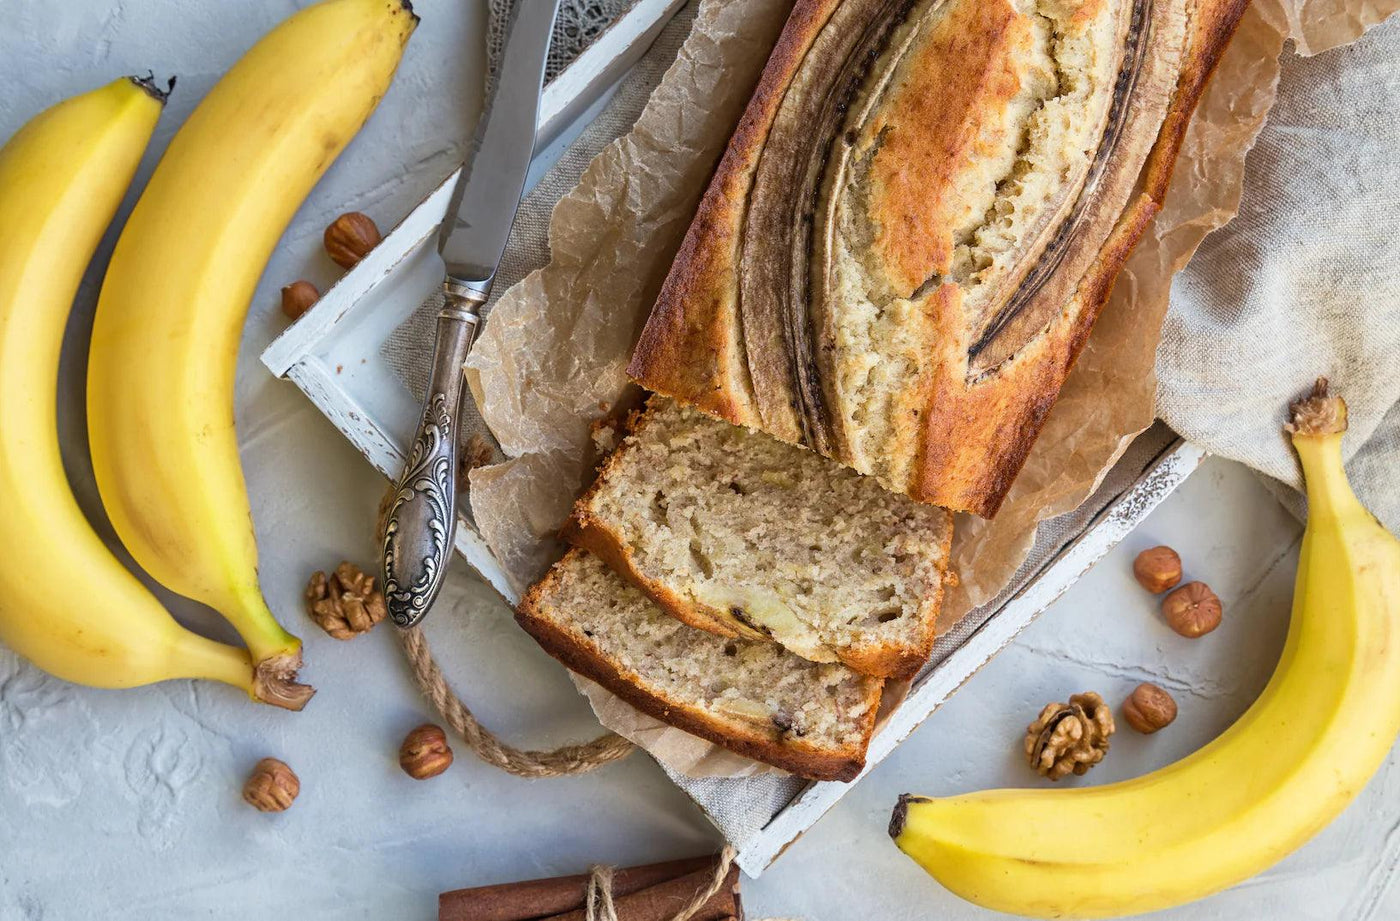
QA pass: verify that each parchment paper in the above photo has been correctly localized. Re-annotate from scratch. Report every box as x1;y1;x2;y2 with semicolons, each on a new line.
463;0;1393;778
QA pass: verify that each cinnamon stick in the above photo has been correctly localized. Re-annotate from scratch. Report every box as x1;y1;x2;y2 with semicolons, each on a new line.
438;855;718;921
543;865;741;921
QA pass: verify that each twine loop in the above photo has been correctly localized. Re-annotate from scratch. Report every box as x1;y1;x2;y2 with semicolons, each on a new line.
584;847;795;921
399;626;798;920
397;624;635;777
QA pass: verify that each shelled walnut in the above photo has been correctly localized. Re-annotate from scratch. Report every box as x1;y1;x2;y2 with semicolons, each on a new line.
305;562;387;639
1024;692;1115;780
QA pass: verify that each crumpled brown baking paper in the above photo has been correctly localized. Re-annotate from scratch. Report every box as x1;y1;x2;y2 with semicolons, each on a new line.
465;0;1394;777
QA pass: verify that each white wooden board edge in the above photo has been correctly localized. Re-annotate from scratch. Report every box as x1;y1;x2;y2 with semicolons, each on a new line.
735;440;1209;875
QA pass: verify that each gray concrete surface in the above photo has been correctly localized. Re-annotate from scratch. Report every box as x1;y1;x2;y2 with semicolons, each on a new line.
1;2;1396;918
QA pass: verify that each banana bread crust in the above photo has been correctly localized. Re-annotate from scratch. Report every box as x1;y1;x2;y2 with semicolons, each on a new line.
562;399;952;680
566;511;945;680
629;0;1251;517
518;550;882;782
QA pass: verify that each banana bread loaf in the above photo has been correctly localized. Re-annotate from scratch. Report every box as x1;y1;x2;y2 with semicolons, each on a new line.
628;0;1249;517
517;549;884;781
564;397;952;679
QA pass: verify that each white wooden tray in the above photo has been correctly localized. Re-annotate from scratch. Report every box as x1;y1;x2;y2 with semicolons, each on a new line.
261;0;1205;874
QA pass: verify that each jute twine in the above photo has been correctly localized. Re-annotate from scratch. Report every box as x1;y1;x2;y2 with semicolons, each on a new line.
397;624;636;777
397;626;800;919
584;846;796;921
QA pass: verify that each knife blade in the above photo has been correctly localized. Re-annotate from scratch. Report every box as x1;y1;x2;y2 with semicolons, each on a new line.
382;0;562;628
440;0;561;283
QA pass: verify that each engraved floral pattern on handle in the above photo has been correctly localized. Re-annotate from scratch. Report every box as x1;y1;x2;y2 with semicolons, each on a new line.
383;390;457;627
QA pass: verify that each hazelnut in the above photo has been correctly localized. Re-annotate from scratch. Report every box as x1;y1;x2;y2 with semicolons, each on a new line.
280;280;320;320
1162;581;1223;638
242;758;299;812
324;211;381;268
1122;683;1178;733
1132;545;1182;593
399;724;453;780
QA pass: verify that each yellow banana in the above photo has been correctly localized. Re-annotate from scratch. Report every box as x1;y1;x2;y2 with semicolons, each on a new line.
0;77;258;698
891;379;1400;918
88;0;417;706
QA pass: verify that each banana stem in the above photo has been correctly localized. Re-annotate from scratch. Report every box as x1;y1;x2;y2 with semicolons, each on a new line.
227;583;314;711
171;633;258;697
1287;378;1364;522
253;655;316;711
1293;437;1359;520
232;590;302;661
1286;377;1347;438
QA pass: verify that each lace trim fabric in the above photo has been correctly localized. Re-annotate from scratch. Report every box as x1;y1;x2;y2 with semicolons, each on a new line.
488;0;637;87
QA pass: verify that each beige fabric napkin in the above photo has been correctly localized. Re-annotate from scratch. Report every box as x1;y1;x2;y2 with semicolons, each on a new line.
1157;8;1400;529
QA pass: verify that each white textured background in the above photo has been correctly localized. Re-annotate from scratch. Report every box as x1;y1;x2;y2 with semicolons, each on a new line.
1;2;1397;919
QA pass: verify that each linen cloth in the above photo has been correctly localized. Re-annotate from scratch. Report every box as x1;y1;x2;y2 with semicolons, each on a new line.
1157;15;1400;529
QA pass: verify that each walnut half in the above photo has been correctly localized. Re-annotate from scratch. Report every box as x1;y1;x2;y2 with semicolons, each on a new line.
1024;691;1115;780
305;562;388;640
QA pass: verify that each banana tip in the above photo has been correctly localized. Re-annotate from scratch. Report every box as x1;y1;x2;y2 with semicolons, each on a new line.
1286;377;1348;437
130;72;177;104
890;794;927;839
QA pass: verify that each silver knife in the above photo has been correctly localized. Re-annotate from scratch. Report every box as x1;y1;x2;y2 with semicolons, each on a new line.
382;0;562;628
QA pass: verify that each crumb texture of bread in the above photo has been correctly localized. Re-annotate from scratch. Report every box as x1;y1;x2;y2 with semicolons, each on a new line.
629;0;1244;517
569;398;951;678
518;550;883;781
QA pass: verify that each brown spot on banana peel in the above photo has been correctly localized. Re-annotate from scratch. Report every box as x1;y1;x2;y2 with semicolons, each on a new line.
889;793;932;839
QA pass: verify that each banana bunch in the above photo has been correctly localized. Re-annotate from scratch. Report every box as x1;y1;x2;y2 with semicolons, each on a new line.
0;0;415;706
0;77;256;696
892;379;1400;918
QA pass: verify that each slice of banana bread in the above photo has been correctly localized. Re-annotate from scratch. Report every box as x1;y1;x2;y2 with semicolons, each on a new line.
518;549;883;781
563;397;952;679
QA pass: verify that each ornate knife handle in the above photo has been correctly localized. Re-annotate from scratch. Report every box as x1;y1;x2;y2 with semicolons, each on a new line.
382;277;490;627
